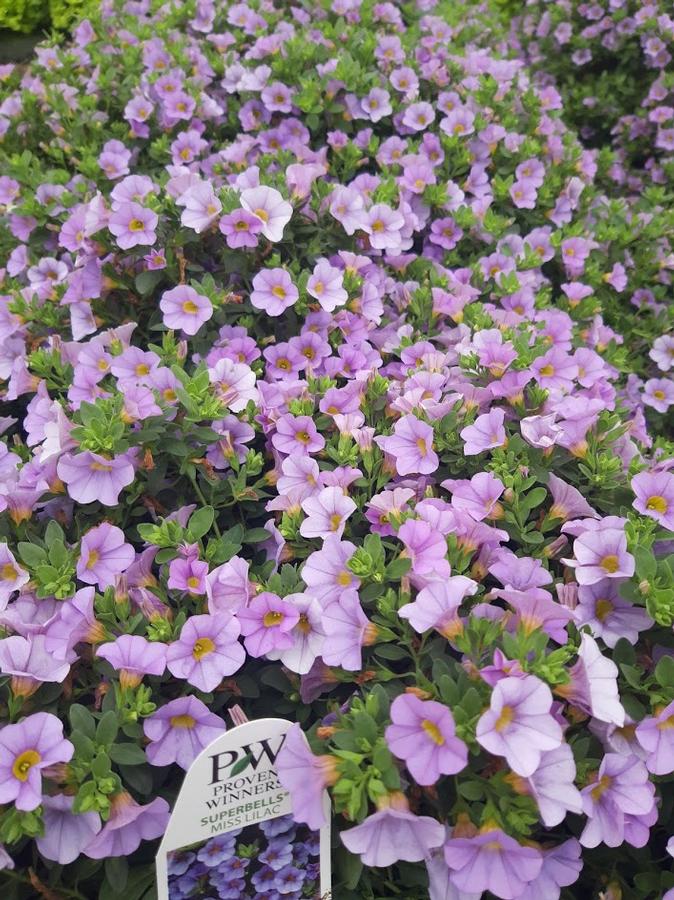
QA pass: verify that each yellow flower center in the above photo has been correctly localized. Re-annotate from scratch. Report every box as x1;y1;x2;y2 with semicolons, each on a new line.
337;570;352;587
371;219;384;233
263;611;284;627
187;576;201;590
646;495;667;514
192;637;215;660
1;563;17;580
329;513;343;532
494;705;514;732
86;550;99;570
128;218;145;232
653;390;665;400
590;774;612;801
170;714;196;729
253;207;269;222
312;281;324;295
421;719;445;745
12;749;41;782
416;437;428;456
595;598;613;622
600;555;620;574
297;613;311;635
539;364;555;377
182;300;199;315
657;715;674;731
235;219;249;231
296;431;310;444
271;285;287;299
136;363;150;376
90;461;113;472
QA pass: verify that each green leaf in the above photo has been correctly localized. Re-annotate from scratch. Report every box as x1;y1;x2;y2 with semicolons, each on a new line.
457;780;484;801
655;656;674;689
96;711;119;746
385;557;412;579
69;703;96;740
187;506;215;541
109;743;147;766
16;542;47;568
243;528;271;543
104;857;129;894
135;269;163;296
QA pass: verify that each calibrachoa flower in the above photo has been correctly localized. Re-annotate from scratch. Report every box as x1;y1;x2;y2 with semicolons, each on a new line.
97;634;167;688
631;469;674;531
341;793;445;867
159;285;213;335
443;828;543;900
84;792;169;858
276;724;337;830
237;592;300;658
166;613;245;691
36;795;102;865
57;450;135;507
143;695;227;770
476;675;563;777
0;713;74;811
375;414;439;475
76;522;135;589
385;694;468;784
250;268;299;316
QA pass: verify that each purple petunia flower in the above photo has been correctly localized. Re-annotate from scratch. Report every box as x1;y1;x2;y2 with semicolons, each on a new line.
143;695;227;770
160;285;213;336
236;592;300;658
443;828;543;900
57;450;135;507
36;794;101;864
476;674;563;777
166;613;245;691
0;712;74;811
77;522;135;589
385;694;468;785
108;201;158;249
84;792;169;858
375;414;439;475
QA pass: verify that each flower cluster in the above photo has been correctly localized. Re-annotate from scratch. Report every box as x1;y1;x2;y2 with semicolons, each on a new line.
166;816;320;900
0;0;672;899
514;0;674;187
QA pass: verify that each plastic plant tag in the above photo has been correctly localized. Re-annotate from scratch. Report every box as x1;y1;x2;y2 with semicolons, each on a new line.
156;717;331;899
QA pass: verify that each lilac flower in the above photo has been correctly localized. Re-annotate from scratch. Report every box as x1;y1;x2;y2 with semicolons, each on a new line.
301;537;360;602
363;203;404;251
265;592;325;674
321;591;376;670
166;613;244;690
307;259;347;312
517;839;583;900
548;473;598;521
575;580;653;647
219;208;263;248
36;794;101;864
77;522;135;589
57;450;135;507
385;694;468;784
635;700;674;775
557;634;625;726
580;753;656;848
0;634;72;696
250;268;299;316
341;795;445;867
443;828;542;900
177;181;222;233
97;634;167;688
237;592;300;657
84;792;169;858
631;469;674;530
143;695;227;770
375;414;439;475
197;833;236;867
240;185;292;242
400;574;477;640
108;201;158;249
160;285;213;335
0;712;74;811
522;743;583;826
442;472;504;521
460;408;507;455
276;723;336;830
476;675;563;777
0;543;29;608
562;526;635;584
272;414;325;456
300;486;356;540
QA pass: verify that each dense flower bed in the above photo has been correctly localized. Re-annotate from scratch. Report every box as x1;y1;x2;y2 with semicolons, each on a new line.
0;1;673;898
513;0;674;189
